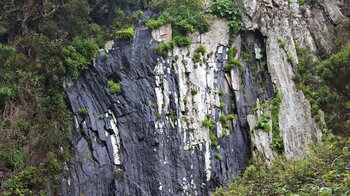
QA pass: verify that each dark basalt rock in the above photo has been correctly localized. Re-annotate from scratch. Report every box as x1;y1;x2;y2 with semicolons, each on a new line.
61;28;273;195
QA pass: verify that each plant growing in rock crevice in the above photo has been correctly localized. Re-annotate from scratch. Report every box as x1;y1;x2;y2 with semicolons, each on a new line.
253;113;271;132
108;80;121;95
115;27;135;40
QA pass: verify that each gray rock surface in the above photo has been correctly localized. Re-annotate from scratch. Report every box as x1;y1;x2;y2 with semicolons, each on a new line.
61;0;347;194
61;25;266;195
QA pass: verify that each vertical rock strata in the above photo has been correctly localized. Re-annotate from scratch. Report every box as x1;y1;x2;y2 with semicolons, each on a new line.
61;0;346;195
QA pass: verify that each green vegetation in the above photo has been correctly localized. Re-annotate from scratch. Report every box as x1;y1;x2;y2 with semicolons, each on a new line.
147;0;210;36
196;44;206;55
203;117;215;130
287;54;295;64
227;114;237;121
115;27;135;40
154;35;193;57
209;0;240;38
222;129;228;137
193;53;201;63
0;1;145;193
271;92;284;152
225;48;243;72
218;89;225;97
154;42;175;58
219;101;226;110
214;135;350;195
202;117;219;147
191;88;199;96
108;80;121;95
219;115;228;123
277;38;286;49
210;130;219;148
294;43;350;135
298;0;309;5
214;152;222;160
173;36;192;47
78;108;88;116
253;114;271;132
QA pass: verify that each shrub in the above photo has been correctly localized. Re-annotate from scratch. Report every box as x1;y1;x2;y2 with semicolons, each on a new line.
227;114;237;121
173;36;192;47
213;136;350;195
203;117;215;130
146;18;166;30
209;130;219;148
196;44;206;55
219;115;227;123
154;42;175;58
270;92;283;151
102;54;109;62
209;0;240;36
63;37;99;78
149;0;210;36
78;108;88;116
253;114;271;132
115;27;135;40
218;89;225;97
219;101;226;110
191;88;198;96
108;80;121;95
2;149;25;170
287;54;295;64
277;38;286;48
214;152;222;160
222;129;228;137
193;52;201;63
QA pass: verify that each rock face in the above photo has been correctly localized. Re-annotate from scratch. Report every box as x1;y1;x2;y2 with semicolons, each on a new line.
61;0;348;195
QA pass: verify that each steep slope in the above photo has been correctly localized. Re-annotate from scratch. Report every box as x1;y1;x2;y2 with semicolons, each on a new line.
61;0;347;195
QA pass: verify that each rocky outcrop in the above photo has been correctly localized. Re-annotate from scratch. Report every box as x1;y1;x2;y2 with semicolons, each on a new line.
61;20;264;195
239;0;349;158
61;0;348;195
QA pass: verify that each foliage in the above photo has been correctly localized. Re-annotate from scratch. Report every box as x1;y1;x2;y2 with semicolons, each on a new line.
173;36;192;47
115;27;135;40
295;43;350;135
209;0;240;37
225;48;243;72
203;117;215;130
219;101;226;110
227;114;237;121
154;42;175;58
193;52;201;63
210;130;219;148
287;54;295;64
191;88;199;96
148;0;210;36
219;115;227;123
214;152;222;160
108;80;121;95
253;114;271;132
317;44;350;135
146;19;166;30
63;37;99;78
218;89;225;97
277;38;286;49
271;92;284;152
78;108;88;116
0;0;138;194
196;44;206;55
213;135;350;195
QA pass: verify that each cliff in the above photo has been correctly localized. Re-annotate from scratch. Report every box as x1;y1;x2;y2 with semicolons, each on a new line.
61;0;348;195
